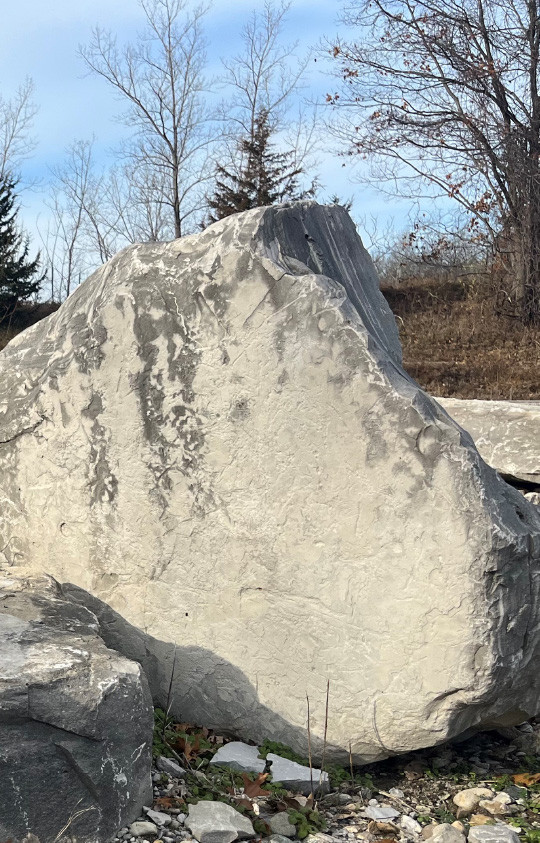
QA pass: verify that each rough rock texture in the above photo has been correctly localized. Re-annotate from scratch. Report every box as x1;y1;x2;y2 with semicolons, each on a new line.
1;202;540;763
209;742;266;774
0;573;153;843
186;801;255;843
437;398;540;486
267;754;329;795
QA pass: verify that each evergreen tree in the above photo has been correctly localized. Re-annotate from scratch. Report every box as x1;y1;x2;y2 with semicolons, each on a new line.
207;109;315;222
0;176;43;321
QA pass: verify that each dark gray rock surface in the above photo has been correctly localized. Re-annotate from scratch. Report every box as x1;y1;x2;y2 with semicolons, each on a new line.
0;572;153;843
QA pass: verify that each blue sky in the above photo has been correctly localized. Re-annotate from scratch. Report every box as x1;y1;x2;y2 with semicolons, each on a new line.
0;0;413;255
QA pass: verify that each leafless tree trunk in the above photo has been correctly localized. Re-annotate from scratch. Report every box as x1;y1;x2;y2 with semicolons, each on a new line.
328;0;540;323
80;0;214;239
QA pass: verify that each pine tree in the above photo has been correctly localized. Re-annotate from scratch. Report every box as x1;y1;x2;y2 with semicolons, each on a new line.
207;109;315;222
0;176;43;322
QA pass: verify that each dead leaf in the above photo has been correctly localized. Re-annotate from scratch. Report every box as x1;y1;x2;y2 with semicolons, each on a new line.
175;733;201;761
513;773;540;787
242;772;271;798
234;797;255;811
154;796;183;810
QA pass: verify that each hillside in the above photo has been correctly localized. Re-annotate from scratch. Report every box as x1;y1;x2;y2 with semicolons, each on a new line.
382;278;540;400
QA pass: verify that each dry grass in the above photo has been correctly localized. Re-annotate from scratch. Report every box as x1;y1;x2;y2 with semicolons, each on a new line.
382;277;540;399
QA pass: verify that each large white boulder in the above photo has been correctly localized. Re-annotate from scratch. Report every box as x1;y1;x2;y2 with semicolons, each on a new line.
437;398;540;486
0;202;539;763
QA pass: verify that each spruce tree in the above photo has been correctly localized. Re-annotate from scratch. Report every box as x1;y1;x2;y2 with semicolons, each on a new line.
208;109;314;222
0;176;43;322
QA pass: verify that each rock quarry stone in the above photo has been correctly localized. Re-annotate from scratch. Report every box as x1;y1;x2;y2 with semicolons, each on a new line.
468;826;521;843
0;572;153;843
130;821;159;838
364;804;401;821
267;753;329;795
209;741;266;774
431;825;466;843
186;801;255;843
453;788;495;816
436;398;540;486
1;202;540;763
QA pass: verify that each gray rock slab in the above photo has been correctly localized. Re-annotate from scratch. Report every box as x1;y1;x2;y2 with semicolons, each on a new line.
209;741;266;774
186;802;255;843
0;572;153;843
364;804;401;821
2;203;540;765
267;753;329;795
130;821;159;838
436;397;540;485
468;826;521;843
157;755;187;778
145;808;172;826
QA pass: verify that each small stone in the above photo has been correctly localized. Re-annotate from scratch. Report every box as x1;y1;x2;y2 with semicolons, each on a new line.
269;813;297;838
452;824;466;835
267;753;329;796
478;798;511;818
469;817;496;827
468;826;521;843
304;836;335;843
145;809;173;827
368;820;400;835
270;836;296;843
130;822;159;838
210;742;266;775
453;789;495;816
401;816;422;836
186;801;255;843
365;804;400;821
157;757;187;778
423;827;438;841
431;824;466;843
389;788;405;799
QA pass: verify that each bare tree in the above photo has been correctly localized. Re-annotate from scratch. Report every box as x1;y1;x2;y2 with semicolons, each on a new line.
328;0;540;323
219;0;318;186
0;78;38;181
80;0;214;239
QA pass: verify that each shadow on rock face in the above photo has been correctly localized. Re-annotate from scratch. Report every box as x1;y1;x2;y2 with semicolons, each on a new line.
61;582;340;762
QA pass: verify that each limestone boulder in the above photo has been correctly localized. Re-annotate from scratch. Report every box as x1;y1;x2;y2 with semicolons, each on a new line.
0;202;540;763
0;572;153;843
437;398;540;486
